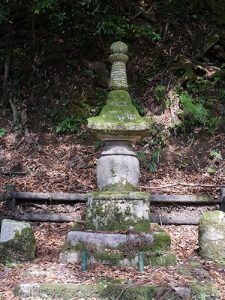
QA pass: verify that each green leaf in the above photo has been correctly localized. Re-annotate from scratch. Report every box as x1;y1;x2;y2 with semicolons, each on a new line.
0;128;6;138
209;150;222;160
207;166;217;175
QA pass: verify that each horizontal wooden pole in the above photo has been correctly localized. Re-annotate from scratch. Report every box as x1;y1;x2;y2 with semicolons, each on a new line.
0;191;223;205
151;214;199;225
0;213;81;223
150;194;221;204
0;191;89;202
0;213;199;225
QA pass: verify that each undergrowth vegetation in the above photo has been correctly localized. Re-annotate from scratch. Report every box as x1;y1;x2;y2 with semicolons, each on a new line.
0;0;225;175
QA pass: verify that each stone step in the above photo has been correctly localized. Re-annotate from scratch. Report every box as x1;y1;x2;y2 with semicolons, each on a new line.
15;259;219;299
15;280;217;300
64;227;176;267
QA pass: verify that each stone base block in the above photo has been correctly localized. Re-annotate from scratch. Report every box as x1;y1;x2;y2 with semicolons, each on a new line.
63;226;176;267
86;192;150;231
199;210;225;264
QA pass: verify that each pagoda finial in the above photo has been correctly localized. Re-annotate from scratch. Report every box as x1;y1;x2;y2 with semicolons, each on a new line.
109;41;129;90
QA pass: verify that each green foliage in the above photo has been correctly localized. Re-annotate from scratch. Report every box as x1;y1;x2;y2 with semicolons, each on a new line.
207;150;222;175
56;117;84;134
131;95;145;116
209;150;222;160
94;140;102;150
178;92;219;133
149;147;161;173
0;4;10;24
96;15;160;41
207;166;217;175
96;16;130;39
91;88;108;116
0;128;6;138
132;24;160;41
137;123;166;173
154;85;166;102
180;92;209;125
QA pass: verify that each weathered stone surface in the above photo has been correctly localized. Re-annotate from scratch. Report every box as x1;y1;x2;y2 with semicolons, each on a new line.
88;90;152;142
0;219;31;242
199;210;225;263
87;41;152;142
15;275;217;300
0;224;36;264
59;251;80;264
68;231;154;250
85;192;150;231
65;226;176;267
109;41;128;90
97;142;139;191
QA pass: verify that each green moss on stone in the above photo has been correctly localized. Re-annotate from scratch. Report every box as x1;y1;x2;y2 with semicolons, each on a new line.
37;283;99;300
145;251;177;266
86;195;151;232
92;251;124;265
199;210;224;226
101;182;137;192
16;282;160;300
91;191;150;200
151;232;171;251
191;281;218;299
88;90;152;133
0;227;36;264
133;221;150;234
100;284;158;300
199;211;225;263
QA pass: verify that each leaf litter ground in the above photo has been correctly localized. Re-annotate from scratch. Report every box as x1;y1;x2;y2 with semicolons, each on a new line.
0;131;225;299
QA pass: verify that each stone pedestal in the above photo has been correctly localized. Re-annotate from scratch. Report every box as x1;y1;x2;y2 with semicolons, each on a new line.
63;225;176;267
86;192;150;231
97;142;139;191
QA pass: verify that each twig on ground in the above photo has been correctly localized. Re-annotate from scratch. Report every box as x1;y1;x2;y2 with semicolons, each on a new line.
139;182;225;189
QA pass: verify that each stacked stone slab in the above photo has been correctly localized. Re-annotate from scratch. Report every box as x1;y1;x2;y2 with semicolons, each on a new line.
64;42;176;267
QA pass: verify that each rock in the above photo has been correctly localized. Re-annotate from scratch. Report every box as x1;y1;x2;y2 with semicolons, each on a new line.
0;219;31;242
0;219;36;264
199;210;225;263
68;231;154;250
59;251;80;264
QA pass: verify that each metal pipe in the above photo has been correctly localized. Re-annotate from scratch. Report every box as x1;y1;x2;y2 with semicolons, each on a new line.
81;250;88;272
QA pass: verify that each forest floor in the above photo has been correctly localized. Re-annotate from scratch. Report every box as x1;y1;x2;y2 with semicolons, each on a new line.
0;221;225;299
0;128;225;299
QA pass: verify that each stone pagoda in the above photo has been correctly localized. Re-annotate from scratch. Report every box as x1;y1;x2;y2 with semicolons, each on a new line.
63;42;176;267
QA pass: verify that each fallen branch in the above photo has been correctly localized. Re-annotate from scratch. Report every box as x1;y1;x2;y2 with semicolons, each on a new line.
150;194;220;204
1;171;27;176
140;182;225;189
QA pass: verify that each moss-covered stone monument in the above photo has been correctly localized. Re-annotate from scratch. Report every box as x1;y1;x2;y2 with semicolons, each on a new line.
63;41;176;267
